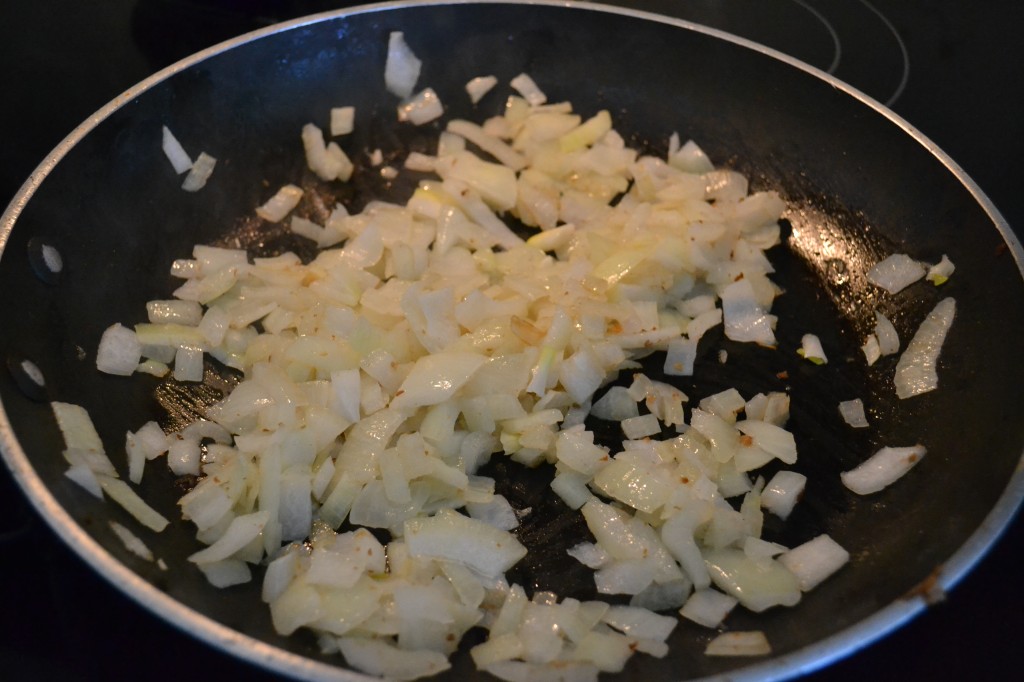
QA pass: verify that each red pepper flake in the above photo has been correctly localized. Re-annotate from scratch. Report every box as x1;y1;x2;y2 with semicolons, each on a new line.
776;370;789;380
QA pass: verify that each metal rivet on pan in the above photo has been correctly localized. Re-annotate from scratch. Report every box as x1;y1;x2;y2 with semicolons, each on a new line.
5;354;47;402
27;236;64;285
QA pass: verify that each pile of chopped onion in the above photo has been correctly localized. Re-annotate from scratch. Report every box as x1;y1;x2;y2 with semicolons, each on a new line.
78;34;961;679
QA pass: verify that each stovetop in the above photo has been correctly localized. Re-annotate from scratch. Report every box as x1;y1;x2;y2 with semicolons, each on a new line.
1;2;1021;681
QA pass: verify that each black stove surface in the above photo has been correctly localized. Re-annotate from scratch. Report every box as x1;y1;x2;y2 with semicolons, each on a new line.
1;2;1021;681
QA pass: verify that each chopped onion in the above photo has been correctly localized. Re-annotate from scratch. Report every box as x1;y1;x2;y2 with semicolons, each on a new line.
861;334;881;365
256;184;303;222
838;399;869;428
330;106;355;136
465;75;498;104
874;312;900;355
397;88;444;125
866;253;926;294
760;470;806;520
95;58;908;677
927;254;955;285
894;297;956;398
704;631;772;657
65;463;102;498
384;31;421;99
181;152;216;192
96;323;142;376
703;548;801;612
447;119;527;170
109;520;155;561
841;445;927;495
51;401;105;455
721;279;776;346
777;534;850;591
404;509;527;579
339;637;450;681
797;333;827;364
679;589;738;628
161;125;192;174
302;123;354;181
509;73;546;106
97;475;170;532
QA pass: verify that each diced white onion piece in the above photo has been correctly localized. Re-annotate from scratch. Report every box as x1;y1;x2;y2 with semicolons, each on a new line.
161;126;193;174
436;151;518;212
778;534;850;591
560;110;612;153
705;631;772;657
735;420;797;464
65;463;102;498
669;138;715;174
761;470;807;520
182;152;217;192
927;254;955;285
590;386;639;422
51;401;105;454
404;152;436;172
663;337;697;376
198;559;252;587
125;431;146;484
96;323;142;376
629;579;690;612
721;279;776;346
302;123;354;181
841;445;927;495
550;470;595;509
525;223;575;252
147;299;203;326
167;436;201;476
679;588;738;628
866;253;926;294
97;475;170;532
510;73;546;106
621;413;660;440
384;31;422;99
797;333;827;364
447;119;527;170
256;184;303;222
173;345;204;382
390;352;487;410
894;297;956;399
874;312;900;355
838;399;869;428
704;548;801;612
189;510;270;563
465;75;498;104
466;494;520;531
397;88;444;125
404;509;527;579
109;520;155;561
862;334;881;366
330;106;355;136
133;421;169;459
602;605;677;642
567;542;610;569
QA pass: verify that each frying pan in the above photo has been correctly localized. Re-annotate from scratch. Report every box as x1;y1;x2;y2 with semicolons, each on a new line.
1;1;1022;680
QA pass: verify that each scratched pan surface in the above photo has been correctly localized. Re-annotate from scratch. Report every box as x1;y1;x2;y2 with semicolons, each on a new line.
1;2;1022;680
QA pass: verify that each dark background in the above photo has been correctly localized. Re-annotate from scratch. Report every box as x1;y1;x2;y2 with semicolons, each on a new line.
1;1;1021;681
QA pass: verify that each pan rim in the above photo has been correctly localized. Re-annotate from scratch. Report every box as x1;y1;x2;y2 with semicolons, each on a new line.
1;2;1022;681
